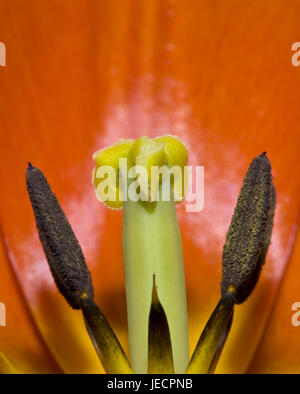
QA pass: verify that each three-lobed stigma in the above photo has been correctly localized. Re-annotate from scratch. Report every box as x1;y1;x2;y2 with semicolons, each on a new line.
92;135;188;209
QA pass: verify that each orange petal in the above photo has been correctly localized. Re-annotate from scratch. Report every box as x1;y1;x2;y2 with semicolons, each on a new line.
0;234;61;373
247;228;300;373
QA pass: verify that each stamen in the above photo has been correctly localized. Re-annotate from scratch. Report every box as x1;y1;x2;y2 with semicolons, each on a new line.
80;293;133;374
187;153;275;374
221;152;275;304
26;165;93;309
207;311;233;374
186;289;235;374
26;165;132;374
148;275;174;374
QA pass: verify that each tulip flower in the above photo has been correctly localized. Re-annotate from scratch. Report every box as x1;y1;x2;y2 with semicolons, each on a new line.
0;1;299;374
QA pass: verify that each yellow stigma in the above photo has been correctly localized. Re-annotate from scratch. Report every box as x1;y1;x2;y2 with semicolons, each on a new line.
155;135;188;201
92;135;188;208
93;139;134;209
